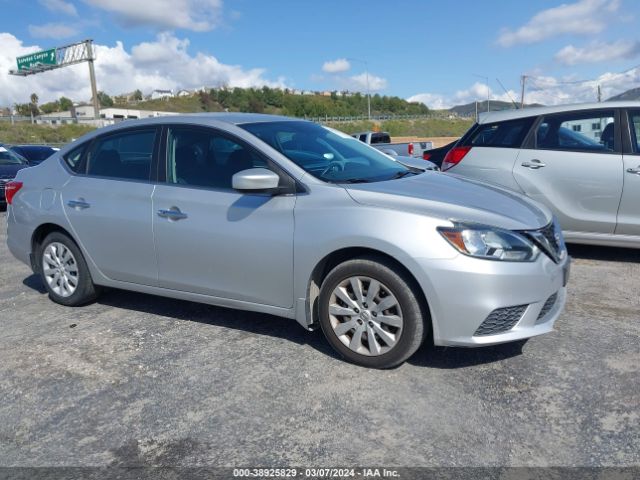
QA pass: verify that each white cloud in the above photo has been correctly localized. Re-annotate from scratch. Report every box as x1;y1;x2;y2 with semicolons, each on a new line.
39;0;78;16
339;72;387;92
497;0;620;47
408;68;640;110
555;40;640;65
322;58;350;74
28;23;79;39
0;32;287;106
82;0;223;31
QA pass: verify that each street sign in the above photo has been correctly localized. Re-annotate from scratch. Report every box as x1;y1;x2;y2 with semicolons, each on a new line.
16;49;57;71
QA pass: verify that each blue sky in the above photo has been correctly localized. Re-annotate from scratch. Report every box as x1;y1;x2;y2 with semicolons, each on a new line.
1;0;639;108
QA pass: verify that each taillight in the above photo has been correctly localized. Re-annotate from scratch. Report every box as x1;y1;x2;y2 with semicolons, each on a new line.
442;146;472;171
5;181;23;205
408;143;414;156
423;152;431;161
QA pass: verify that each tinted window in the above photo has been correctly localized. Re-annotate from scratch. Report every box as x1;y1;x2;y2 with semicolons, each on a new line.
464;118;534;148
63;145;85;173
629;110;640;153
536;110;616;152
370;133;390;144
241;121;408;183
0;145;27;165
167;127;269;190
87;129;156;180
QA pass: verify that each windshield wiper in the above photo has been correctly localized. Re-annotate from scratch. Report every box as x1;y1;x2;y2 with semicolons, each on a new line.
389;170;417;180
339;178;372;184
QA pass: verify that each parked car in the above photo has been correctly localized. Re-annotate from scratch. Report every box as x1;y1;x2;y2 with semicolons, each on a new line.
353;131;433;158
422;140;457;168
441;102;640;248
9;144;60;166
6;114;569;368
0;144;30;207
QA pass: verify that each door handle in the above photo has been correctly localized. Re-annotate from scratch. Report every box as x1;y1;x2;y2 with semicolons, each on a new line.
67;199;90;209
521;159;546;169
626;167;640;175
157;207;188;221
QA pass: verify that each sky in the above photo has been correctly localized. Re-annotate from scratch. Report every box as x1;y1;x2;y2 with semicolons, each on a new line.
1;0;639;109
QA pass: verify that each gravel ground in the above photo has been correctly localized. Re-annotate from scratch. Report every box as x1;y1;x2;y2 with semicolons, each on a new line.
0;210;638;470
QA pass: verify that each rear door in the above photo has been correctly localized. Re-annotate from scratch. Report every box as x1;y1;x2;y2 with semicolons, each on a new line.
61;127;159;285
514;109;623;234
617;109;640;236
448;117;535;191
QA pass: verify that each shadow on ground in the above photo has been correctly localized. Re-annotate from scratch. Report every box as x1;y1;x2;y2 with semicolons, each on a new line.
567;243;640;263
22;273;533;370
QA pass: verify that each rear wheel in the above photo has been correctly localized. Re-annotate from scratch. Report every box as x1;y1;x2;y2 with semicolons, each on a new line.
318;256;427;368
38;232;99;306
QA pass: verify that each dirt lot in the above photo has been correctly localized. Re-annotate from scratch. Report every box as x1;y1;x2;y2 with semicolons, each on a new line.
0;210;638;469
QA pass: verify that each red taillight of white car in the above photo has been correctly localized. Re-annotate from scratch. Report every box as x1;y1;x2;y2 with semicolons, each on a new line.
441;146;472;171
408;143;414;156
5;181;23;205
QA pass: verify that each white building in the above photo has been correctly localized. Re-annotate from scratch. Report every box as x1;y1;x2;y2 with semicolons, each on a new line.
150;89;174;100
36;106;179;126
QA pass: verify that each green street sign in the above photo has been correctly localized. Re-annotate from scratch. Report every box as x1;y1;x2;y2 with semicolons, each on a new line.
16;48;57;71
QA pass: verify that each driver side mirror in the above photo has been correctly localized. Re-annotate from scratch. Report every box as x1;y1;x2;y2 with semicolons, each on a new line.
232;168;282;194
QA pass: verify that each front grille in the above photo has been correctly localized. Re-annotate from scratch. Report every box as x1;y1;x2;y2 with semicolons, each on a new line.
525;222;564;263
474;305;527;336
536;293;558;323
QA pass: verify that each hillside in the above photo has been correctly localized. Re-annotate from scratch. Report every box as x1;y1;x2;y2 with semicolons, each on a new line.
607;87;640;101
121;87;430;118
449;100;543;117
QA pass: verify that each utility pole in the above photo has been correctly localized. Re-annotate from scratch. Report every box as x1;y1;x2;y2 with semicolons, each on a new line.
473;74;489;113
86;40;100;118
520;75;527;108
475;101;478;121
347;57;371;119
597;84;602;102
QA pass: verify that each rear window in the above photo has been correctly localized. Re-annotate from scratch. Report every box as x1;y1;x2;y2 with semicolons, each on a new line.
370;133;391;144
63;145;85;173
462;117;534;149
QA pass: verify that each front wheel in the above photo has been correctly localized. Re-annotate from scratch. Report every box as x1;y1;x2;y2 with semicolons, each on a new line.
38;232;100;306
318;256;428;368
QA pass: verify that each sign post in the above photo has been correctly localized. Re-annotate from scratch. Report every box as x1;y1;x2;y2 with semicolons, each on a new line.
16;49;57;72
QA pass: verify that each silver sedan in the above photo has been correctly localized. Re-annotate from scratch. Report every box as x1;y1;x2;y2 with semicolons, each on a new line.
6;114;569;368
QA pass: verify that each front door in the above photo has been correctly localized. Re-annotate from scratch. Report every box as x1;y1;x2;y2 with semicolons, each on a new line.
62;127;159;285
617;109;640;236
152;125;295;308
514;109;623;234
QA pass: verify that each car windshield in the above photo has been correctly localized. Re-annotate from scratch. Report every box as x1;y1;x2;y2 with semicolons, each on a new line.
240;121;410;183
15;146;56;162
0;146;27;165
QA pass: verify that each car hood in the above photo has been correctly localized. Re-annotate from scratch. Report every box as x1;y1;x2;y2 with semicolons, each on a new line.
344;171;551;231
0;164;29;178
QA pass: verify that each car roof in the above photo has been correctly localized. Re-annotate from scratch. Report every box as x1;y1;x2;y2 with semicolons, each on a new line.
478;101;640;124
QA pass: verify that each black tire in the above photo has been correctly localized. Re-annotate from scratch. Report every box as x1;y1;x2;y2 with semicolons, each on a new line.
38;231;100;306
318;255;428;368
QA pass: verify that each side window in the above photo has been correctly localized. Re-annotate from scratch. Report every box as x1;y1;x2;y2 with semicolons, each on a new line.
536;110;616;153
63;144;86;173
629;110;640;153
359;134;367;142
167;127;269;190
87;129;156;180
464;118;534;148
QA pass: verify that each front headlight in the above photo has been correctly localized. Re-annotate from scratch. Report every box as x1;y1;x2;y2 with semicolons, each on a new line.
438;224;540;262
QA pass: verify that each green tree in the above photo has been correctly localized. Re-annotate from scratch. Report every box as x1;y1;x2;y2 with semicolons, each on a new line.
59;96;73;111
29;92;39;116
97;91;114;107
132;89;143;101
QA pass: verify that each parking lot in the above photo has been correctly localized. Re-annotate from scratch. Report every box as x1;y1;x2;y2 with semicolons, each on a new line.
0;209;638;468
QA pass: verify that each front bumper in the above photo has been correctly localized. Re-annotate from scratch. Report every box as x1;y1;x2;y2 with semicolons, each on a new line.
414;252;570;347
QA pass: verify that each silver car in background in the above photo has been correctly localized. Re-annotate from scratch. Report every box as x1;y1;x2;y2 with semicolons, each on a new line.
6;114;569;368
442;102;640;248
